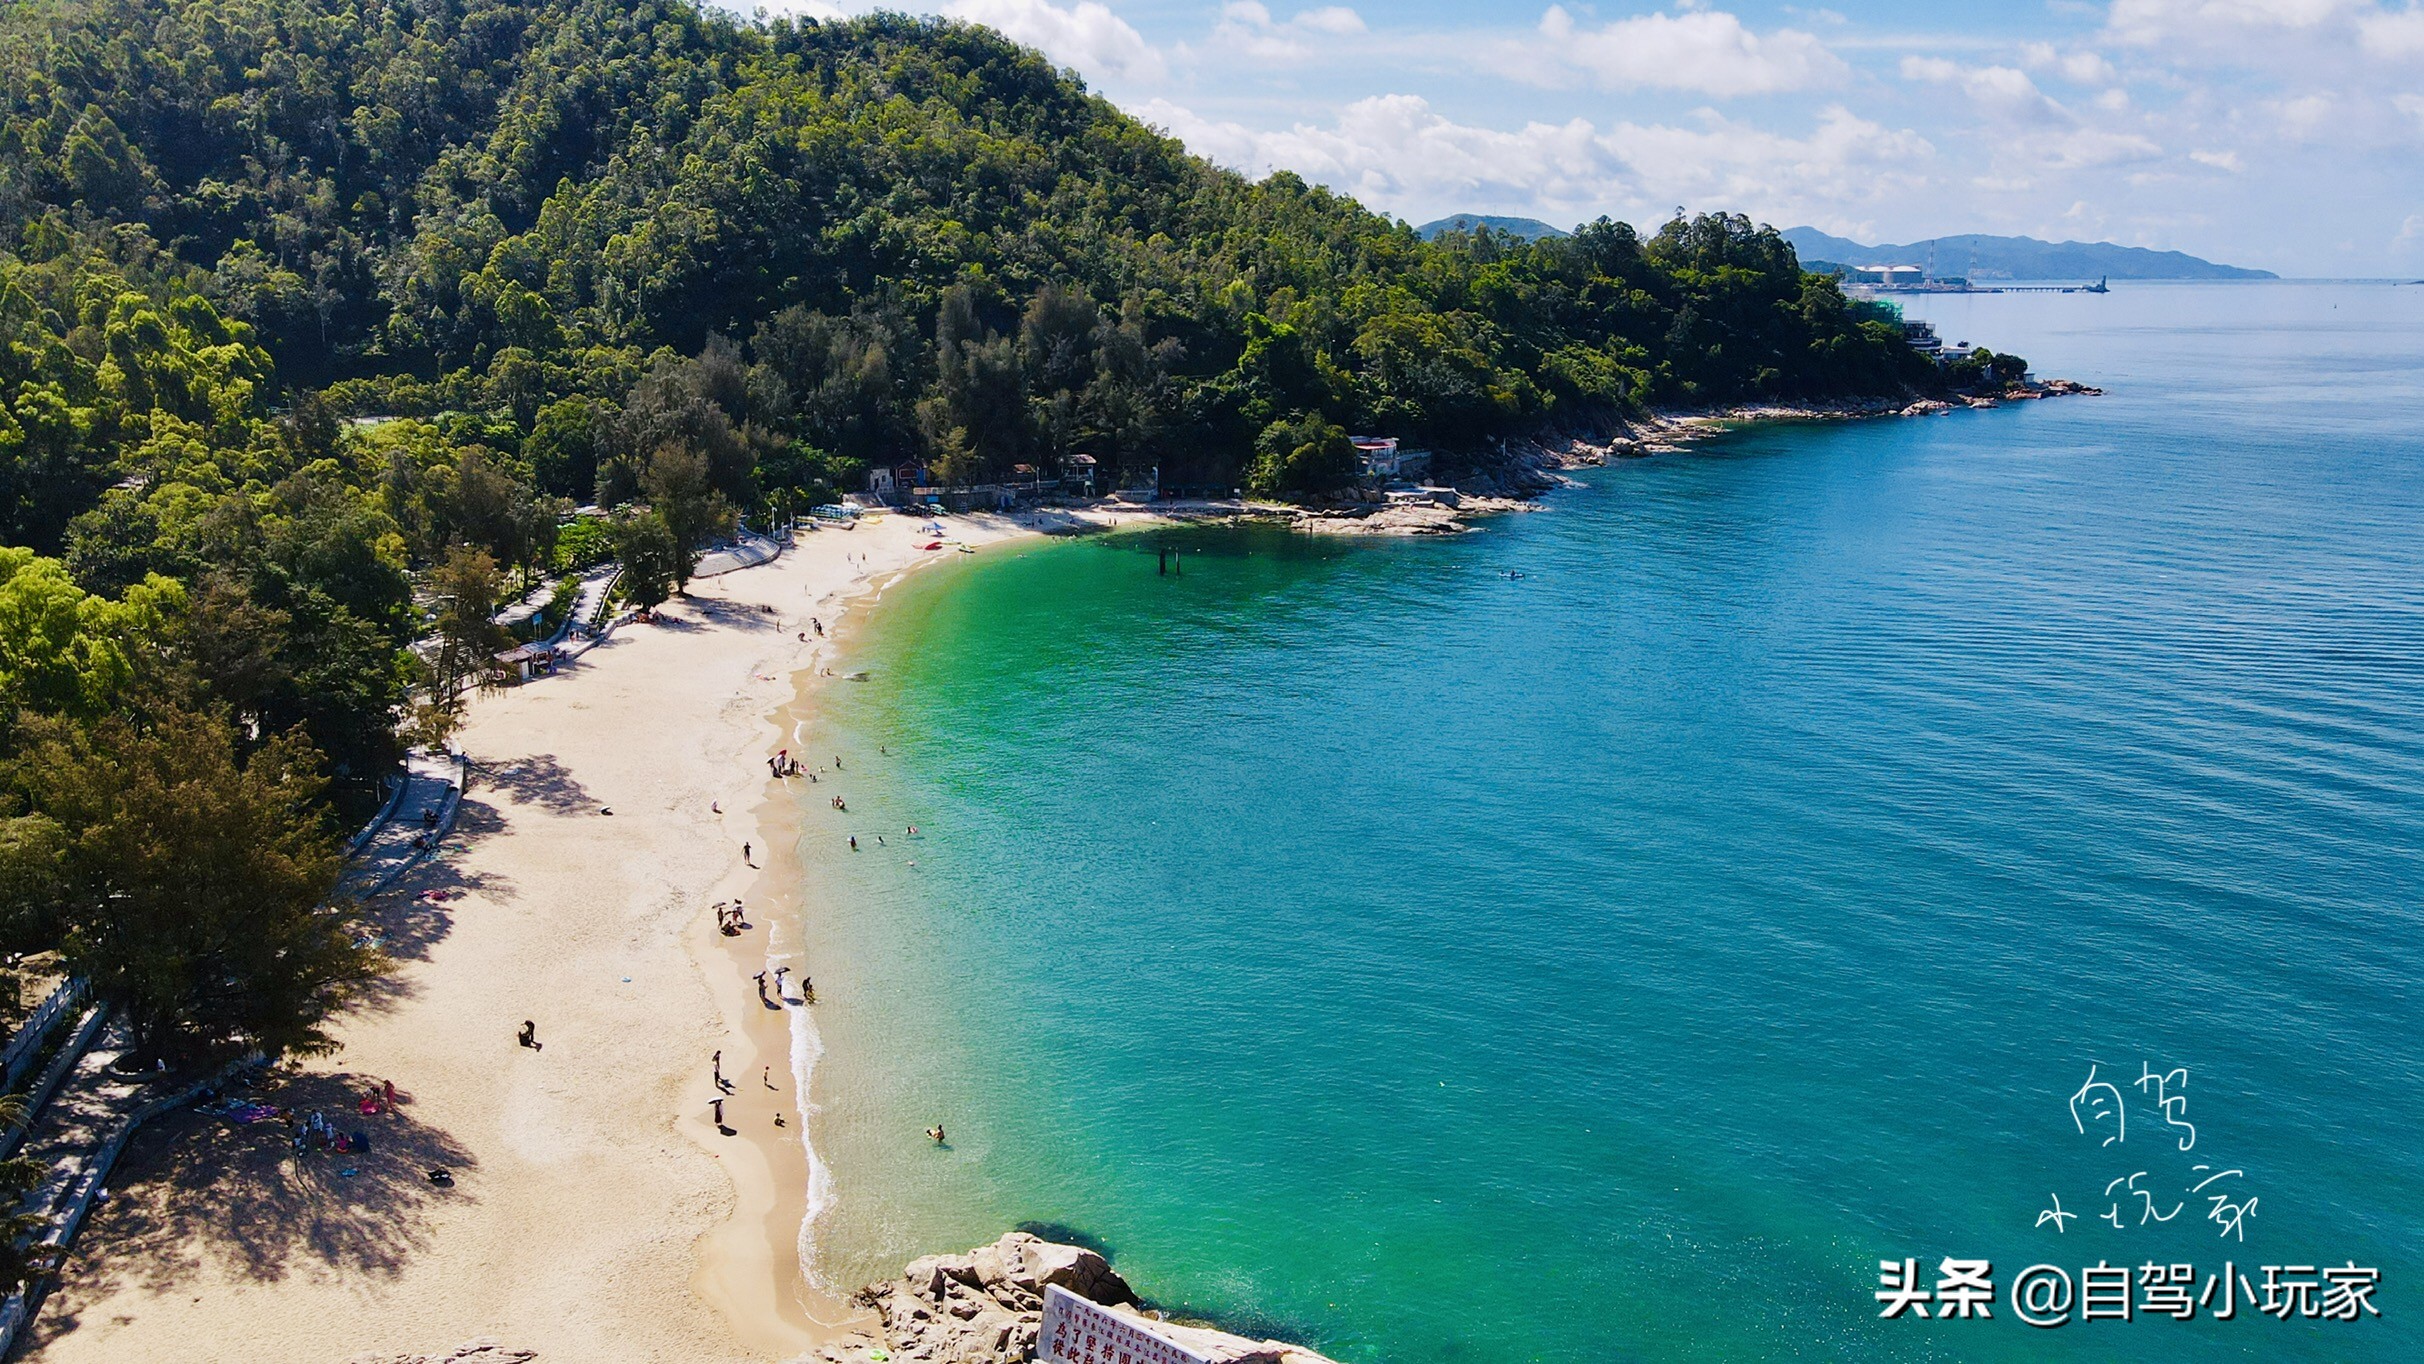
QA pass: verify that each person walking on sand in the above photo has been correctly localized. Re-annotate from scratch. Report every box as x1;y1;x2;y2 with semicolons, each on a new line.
743;841;753;866
755;971;769;1005
763;1065;775;1090
713;1050;725;1089
774;966;790;997
803;976;815;1004
518;1020;541;1051
712;1098;725;1128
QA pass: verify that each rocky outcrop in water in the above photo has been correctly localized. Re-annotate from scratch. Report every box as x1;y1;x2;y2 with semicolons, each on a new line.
816;1232;1335;1364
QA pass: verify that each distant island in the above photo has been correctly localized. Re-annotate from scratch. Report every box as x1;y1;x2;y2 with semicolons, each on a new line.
1416;214;1572;241
1782;228;2275;281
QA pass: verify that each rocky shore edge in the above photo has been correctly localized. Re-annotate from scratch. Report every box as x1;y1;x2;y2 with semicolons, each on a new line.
1289;378;2102;536
809;1232;1339;1364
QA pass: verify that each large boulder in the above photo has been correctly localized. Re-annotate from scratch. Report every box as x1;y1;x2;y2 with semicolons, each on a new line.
820;1232;1331;1364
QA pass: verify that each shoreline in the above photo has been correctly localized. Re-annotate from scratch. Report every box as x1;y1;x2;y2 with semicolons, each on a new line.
15;387;2096;1360
22;512;1050;1362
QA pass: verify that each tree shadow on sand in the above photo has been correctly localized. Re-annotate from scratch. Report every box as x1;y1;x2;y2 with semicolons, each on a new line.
29;1070;478;1344
470;752;598;817
687;596;785;627
342;804;516;1020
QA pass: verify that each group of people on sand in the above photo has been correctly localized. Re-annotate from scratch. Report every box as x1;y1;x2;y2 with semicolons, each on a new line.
716;900;749;935
753;965;814;1007
769;749;805;778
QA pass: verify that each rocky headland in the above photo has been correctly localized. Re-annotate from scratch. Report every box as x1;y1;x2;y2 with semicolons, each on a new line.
811;1232;1339;1364
1289;378;2105;536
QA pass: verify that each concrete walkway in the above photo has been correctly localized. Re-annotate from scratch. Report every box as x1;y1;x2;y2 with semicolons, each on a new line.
12;1018;149;1228
693;529;784;578
340;751;467;900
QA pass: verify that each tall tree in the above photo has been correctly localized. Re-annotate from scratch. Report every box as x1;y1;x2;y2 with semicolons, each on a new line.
14;706;376;1062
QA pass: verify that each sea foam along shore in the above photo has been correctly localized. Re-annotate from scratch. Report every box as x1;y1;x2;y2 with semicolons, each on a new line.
19;505;1152;1363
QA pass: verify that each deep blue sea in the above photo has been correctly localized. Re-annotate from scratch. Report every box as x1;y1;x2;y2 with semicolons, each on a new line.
793;282;2424;1361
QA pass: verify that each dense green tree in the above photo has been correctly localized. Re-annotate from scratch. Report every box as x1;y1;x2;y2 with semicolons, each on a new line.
1249;414;1358;497
609;508;679;612
13;705;375;1062
424;545;510;713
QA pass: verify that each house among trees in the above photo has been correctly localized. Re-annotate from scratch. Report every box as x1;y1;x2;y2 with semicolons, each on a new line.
1064;454;1099;496
1351;437;1431;481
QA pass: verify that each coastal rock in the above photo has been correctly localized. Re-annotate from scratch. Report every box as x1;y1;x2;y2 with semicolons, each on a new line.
1900;399;1954;416
826;1232;1335;1364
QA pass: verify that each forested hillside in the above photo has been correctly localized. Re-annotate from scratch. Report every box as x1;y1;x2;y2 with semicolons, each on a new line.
0;0;1936;1075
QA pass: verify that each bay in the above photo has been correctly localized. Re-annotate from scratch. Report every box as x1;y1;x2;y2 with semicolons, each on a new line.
794;281;2424;1361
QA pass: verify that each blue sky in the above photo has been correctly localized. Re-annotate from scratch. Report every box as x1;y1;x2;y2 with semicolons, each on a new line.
773;1;2424;275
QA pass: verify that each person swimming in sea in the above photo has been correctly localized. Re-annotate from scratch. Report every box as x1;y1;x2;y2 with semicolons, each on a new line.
925;1125;947;1144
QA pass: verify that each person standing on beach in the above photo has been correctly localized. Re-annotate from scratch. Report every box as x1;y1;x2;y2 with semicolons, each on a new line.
742;841;753;866
713;1050;726;1090
763;1066;775;1090
755;971;768;1005
774;966;790;998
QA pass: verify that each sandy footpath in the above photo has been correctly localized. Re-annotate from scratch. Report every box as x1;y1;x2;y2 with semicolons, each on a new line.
26;510;1039;1363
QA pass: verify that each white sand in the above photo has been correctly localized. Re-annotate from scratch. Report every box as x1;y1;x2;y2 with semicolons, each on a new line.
28;511;1047;1362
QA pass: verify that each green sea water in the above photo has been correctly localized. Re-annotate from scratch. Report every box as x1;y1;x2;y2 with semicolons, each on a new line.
788;282;2424;1361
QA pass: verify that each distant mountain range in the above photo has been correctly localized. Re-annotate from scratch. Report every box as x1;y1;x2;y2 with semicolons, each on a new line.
1781;228;2274;281
1415;214;1570;241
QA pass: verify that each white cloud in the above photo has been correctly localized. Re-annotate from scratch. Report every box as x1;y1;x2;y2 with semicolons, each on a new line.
941;0;1165;82
1136;94;1930;227
2398;92;2424;126
1296;6;1366;36
1530;5;1848;97
2018;43;2120;85
1207;2;1366;63
2267;92;2336;135
1901;56;2161;167
2358;6;2424;54
1903;58;2067;124
2190;147;2245;169
2107;0;2357;46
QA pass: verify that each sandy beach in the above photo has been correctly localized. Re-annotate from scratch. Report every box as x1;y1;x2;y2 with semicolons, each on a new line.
23;510;1047;1362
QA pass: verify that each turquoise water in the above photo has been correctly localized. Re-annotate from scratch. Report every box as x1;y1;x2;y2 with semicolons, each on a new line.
795;282;2424;1361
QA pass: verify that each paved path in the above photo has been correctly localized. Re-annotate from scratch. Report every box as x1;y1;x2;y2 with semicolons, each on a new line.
12;1018;148;1224
340;751;466;900
693;530;784;578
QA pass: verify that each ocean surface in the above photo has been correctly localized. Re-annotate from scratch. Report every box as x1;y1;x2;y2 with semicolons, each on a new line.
791;281;2424;1361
